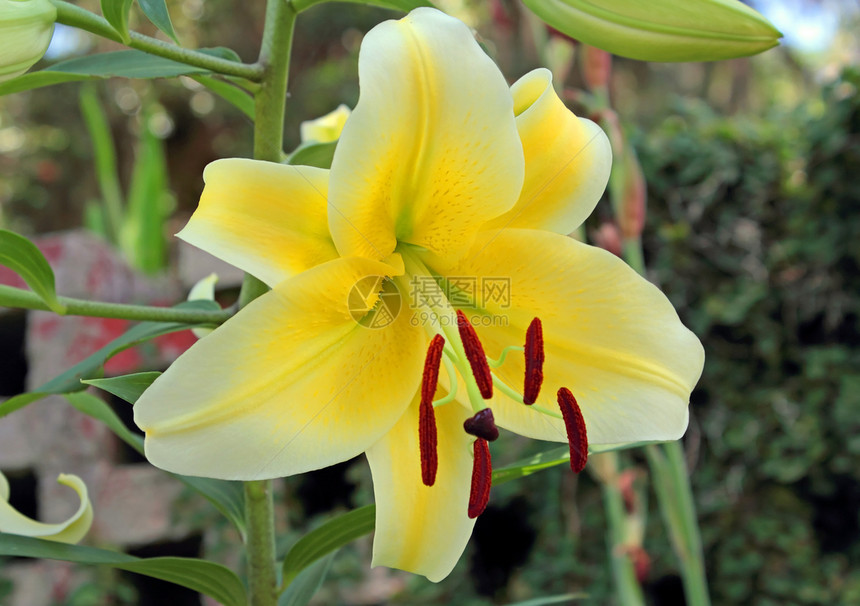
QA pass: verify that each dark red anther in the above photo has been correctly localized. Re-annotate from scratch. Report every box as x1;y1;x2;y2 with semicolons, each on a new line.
456;310;493;399
557;387;588;473
419;335;445;486
523;317;544;405
463;408;499;441
468;438;492;519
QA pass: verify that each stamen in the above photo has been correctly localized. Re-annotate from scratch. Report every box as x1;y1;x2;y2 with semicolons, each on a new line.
456;310;493;399
523;317;544;405
557;387;588;473
463;408;499;441
419;335;445;486
468;438;492;518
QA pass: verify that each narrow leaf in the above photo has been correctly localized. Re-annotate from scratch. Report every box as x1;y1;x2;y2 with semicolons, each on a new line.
82;372;161;404
64;392;144;455
282;505;375;587
101;0;135;44
279;551;337;606
191;75;255;120
0;534;247;606
137;0;178;42
287;141;336;169
507;594;588;606
0;229;65;313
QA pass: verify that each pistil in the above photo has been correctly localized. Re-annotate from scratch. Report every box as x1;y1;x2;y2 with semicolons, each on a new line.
463;408;499;441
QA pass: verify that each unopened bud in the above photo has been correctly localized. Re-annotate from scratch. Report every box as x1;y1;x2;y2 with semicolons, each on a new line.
299;104;351;144
522;0;781;62
581;45;611;92
592;222;623;257
608;135;647;240
0;0;56;82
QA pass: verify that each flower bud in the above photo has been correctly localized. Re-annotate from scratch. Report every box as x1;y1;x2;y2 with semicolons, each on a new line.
581;45;611;92
522;0;782;62
299;104;351;144
0;0;56;82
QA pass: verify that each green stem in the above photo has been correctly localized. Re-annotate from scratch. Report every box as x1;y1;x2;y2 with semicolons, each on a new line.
622;239;710;606
244;480;278;606
50;0;264;81
0;284;232;324
599;453;646;606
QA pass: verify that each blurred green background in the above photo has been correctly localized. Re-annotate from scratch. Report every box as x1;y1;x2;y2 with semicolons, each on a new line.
0;0;858;604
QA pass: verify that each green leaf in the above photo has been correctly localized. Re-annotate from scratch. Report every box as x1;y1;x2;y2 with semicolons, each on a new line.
176;476;246;537
492;441;671;485
0;51;216;95
279;551;337;606
287;141;336;169
0;229;65;313
292;0;434;13
0;300;219;418
64;391;144;455
0;534;247;606
521;0;781;62
82;372;161;405
137;0;178;42
506;594;588;605
101;0;135;44
191;75;255;120
281;505;375;587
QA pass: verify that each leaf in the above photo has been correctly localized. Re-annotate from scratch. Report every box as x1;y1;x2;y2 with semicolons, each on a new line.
101;0;135;44
492;441;671;485
0;534;247;606
281;505;375;587
82;372;162;405
137;0;178;42
506;594;588;605
0;229;65;313
287;141;336;169
291;0;434;13
72;379;247;536
64;392;144;455
191;75;255;120
279;551;337;606
0;300;219;418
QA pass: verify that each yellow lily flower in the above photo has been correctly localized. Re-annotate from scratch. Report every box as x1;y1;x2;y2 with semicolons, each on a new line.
134;8;704;581
0;471;93;543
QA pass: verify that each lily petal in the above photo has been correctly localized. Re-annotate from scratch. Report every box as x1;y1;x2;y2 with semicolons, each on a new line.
328;7;524;265
452;229;704;444
0;471;93;544
483;69;612;235
134;256;426;480
178;159;339;288
366;395;476;582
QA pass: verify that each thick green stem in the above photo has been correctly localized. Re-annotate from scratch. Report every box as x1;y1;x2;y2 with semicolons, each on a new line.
0;284;232;324
244;480;278;606
623;240;711;606
50;0;263;81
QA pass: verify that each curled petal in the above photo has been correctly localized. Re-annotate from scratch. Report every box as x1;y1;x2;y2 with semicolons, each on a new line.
179;159;339;288
484;69;611;236
329;8;524;266
0;471;93;544
135;256;426;480
450;229;704;445
367;396;476;582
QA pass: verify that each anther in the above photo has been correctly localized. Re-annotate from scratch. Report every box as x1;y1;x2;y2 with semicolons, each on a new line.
557;387;588;473
468;438;492;518
419;335;445;486
456;310;493;399
463;408;499;441
523;317;544;405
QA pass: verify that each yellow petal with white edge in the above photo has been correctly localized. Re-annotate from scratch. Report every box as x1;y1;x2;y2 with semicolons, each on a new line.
483;69;611;235
328;8;524;264
451;229;704;444
134;256;426;480
367;396;476;582
178;159;338;288
0;471;93;544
